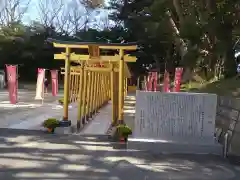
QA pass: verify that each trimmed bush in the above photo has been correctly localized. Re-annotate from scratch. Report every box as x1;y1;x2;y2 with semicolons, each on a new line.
43;118;60;129
58;98;64;104
116;124;132;138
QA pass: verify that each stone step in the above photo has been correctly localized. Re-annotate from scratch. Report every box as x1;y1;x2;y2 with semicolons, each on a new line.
127;138;223;155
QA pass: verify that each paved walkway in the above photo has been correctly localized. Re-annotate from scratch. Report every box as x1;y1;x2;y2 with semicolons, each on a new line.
80;103;112;135
80;93;137;136
0;90;63;130
0;129;240;180
0;88;111;133
8;103;78;131
0;88;135;134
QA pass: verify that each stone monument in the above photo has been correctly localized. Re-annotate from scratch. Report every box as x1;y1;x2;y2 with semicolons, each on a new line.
128;91;222;154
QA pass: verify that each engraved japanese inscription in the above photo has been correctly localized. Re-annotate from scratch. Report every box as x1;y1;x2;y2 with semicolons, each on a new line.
134;92;217;142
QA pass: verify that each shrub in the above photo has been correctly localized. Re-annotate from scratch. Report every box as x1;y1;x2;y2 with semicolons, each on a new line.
58;98;64;104
116;124;132;138
43;118;60;128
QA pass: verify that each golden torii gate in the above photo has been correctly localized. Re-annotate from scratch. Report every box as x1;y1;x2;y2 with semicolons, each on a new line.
48;38;137;126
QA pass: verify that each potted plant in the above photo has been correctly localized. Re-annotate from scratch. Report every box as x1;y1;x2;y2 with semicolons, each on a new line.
42;118;60;133
116;124;132;142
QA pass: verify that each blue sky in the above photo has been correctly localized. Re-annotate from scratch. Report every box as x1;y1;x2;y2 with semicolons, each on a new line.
23;0;39;24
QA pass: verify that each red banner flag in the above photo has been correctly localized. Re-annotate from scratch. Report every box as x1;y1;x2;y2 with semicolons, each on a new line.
152;72;158;91
35;68;45;100
173;67;183;92
6;65;17;104
163;70;170;92
146;73;153;91
51;70;58;96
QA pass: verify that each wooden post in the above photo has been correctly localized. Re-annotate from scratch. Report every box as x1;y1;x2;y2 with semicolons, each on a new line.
86;71;92;120
118;49;124;123
81;69;87;124
77;67;83;127
63;47;71;120
89;71;96;117
94;73;100;113
110;65;116;124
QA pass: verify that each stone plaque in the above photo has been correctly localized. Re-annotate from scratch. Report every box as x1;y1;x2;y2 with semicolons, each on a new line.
134;91;217;144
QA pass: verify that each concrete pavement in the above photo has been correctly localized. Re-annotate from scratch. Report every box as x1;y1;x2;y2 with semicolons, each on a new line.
0;89;62;129
0;129;240;180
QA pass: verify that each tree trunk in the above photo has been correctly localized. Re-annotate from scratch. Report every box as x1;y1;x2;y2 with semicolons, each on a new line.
224;43;236;78
172;0;184;24
166;1;194;82
165;11;187;58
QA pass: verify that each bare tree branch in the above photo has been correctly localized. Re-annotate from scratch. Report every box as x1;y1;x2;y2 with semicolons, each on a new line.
36;0;107;34
37;0;64;28
0;0;31;26
67;0;86;34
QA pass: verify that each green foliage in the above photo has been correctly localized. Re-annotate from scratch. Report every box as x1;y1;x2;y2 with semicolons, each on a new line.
109;0;240;78
43;118;60;128
116;124;132;138
0;22;64;79
58;98;64;104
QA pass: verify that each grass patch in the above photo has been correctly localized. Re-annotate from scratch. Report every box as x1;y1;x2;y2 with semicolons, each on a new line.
182;77;240;97
181;81;205;92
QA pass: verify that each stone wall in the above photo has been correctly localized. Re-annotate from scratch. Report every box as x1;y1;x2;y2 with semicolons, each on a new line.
216;96;240;156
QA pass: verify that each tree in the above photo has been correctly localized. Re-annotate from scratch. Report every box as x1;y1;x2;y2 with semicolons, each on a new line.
107;0;240;79
169;0;239;78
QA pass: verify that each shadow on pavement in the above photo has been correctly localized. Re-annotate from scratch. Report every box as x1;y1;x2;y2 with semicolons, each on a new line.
0;129;240;180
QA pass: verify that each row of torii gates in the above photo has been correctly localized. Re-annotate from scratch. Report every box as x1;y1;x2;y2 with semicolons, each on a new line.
48;38;137;127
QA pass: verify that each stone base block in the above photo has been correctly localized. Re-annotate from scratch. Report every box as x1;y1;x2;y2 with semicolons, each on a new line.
55;123;78;134
55;127;73;134
59;120;71;127
127;138;223;155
